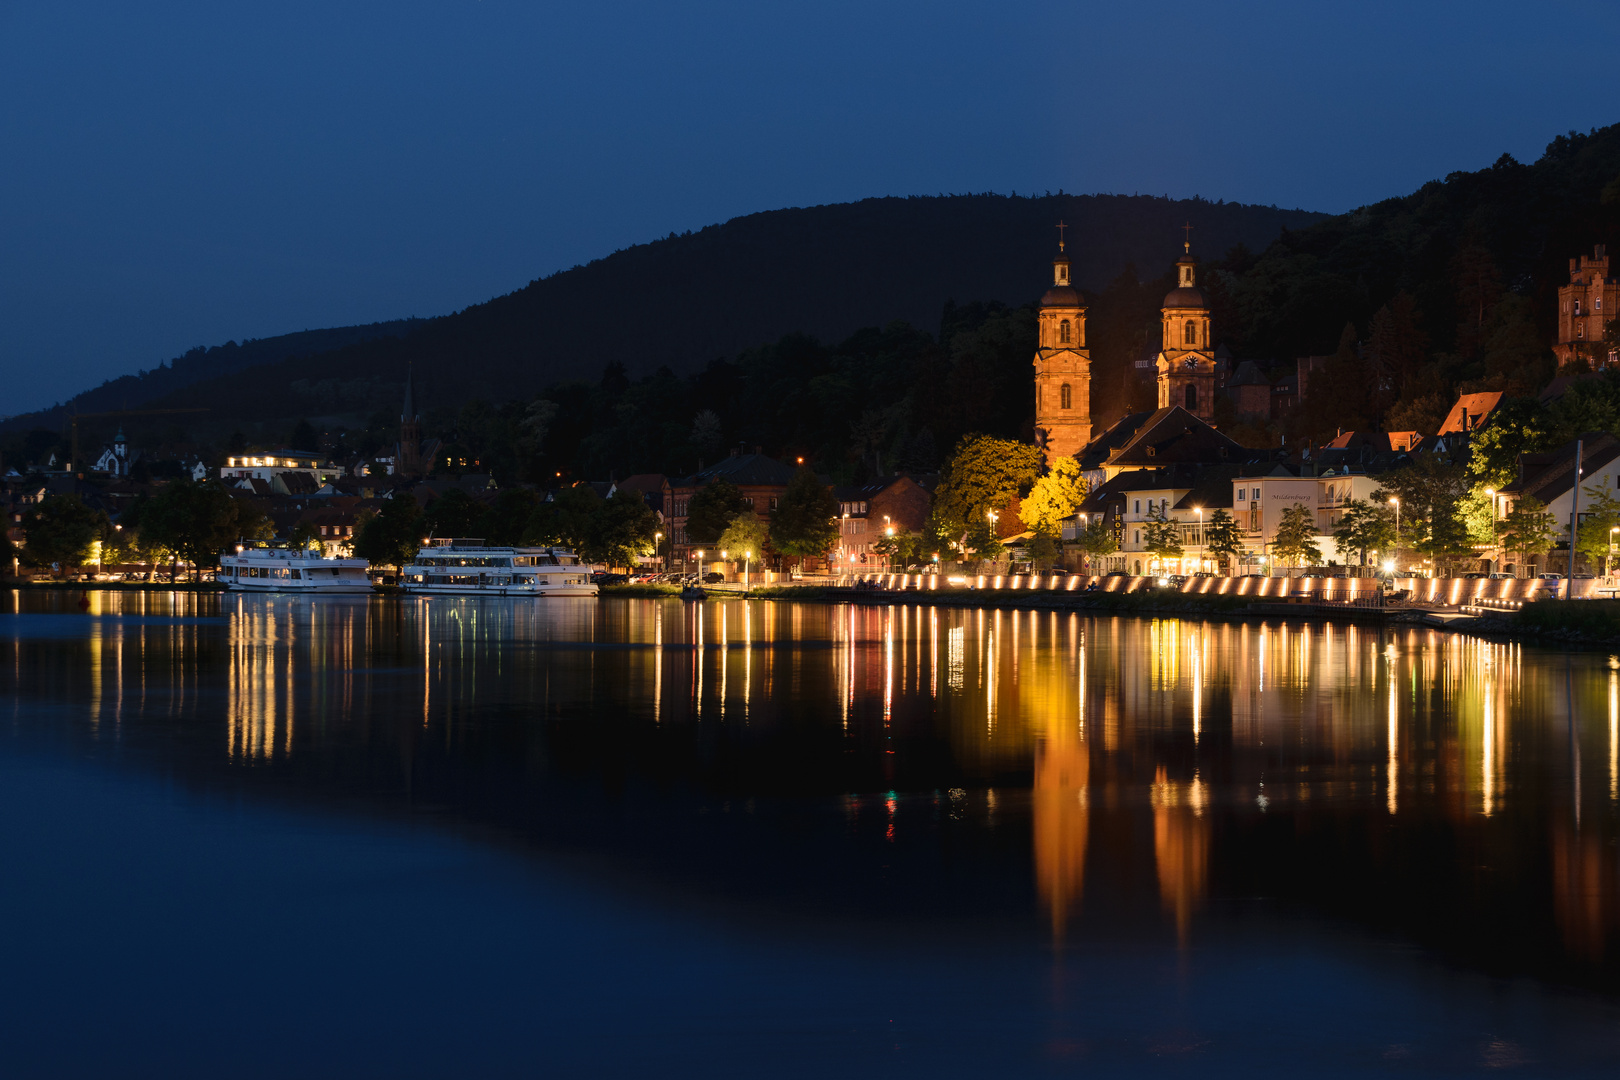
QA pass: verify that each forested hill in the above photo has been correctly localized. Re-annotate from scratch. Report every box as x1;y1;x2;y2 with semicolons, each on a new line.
1;320;421;435
123;194;1321;428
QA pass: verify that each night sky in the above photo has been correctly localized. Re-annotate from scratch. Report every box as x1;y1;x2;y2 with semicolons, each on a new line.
2;0;1614;414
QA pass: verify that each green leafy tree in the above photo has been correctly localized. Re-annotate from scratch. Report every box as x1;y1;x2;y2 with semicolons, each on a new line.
423;488;485;538
716;511;769;565
477;488;544;546
1417;501;1476;576
1202;507;1245;572
1272;503;1320;567
1331;499;1395;566
20;494;110;575
1073;514;1118;570
769;467;839;564
962;514;1004;561
1141;503;1183;566
525;485;601;552
1026;527;1058;569
1019;455;1088;535
588;490;659;569
1467;397;1556;490
140;481;266;579
686;478;749;545
873;528;924;568
1495;496;1558;574
287;520;324;552
353;494;425;573
1575;484;1620;574
932;434;1043;533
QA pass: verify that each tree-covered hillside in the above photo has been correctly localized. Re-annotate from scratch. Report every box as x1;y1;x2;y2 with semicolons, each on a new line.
1208;124;1620;438
1;320;421;436
129;193;1319;430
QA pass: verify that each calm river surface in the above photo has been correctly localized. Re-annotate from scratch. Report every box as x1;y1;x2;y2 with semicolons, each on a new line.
4;590;1620;1077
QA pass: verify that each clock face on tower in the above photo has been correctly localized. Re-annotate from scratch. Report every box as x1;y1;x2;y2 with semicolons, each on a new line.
1183;356;1199;370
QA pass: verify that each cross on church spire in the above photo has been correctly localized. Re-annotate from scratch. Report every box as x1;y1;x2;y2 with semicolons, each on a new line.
1182;221;1194;253
1056;220;1067;252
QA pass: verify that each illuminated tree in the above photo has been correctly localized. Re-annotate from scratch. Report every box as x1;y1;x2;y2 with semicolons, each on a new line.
1495;496;1558;574
1271;503;1320;567
1202;508;1245;572
1141;503;1183;566
287;520;324;552
932;434;1043;533
140;481;269;579
716;512;768;563
1331;498;1395;566
1072;514;1118;571
1575;485;1620;575
20;494;110;575
1019;455;1088;534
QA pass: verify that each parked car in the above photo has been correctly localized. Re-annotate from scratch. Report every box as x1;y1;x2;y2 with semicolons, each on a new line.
1104;570;1129;578
1459;572;1485;579
591;571;629;586
702;572;725;584
1488;572;1513;580
1539;573;1564;582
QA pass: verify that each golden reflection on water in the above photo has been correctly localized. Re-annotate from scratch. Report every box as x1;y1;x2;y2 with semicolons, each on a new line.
17;591;1620;962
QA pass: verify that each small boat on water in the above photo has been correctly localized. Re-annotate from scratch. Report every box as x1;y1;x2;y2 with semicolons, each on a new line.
220;545;373;594
399;538;599;597
680;584;707;601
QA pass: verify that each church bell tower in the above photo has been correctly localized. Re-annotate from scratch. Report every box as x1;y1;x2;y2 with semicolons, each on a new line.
1032;224;1092;463
1155;232;1216;422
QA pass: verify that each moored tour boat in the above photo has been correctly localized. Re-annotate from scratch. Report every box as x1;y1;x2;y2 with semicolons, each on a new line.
221;546;373;593
399;538;599;597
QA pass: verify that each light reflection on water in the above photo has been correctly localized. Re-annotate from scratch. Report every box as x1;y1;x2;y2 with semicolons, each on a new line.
5;588;1620;1071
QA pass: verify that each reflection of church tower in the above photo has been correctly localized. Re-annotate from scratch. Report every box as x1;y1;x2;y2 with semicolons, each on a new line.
1032;227;1092;463
398;365;422;477
1155;236;1217;422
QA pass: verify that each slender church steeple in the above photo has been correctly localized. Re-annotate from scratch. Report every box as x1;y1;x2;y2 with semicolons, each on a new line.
1032;222;1092;462
399;364;423;476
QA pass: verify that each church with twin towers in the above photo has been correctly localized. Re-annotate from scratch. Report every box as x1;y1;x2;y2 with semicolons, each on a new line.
1032;227;1217;462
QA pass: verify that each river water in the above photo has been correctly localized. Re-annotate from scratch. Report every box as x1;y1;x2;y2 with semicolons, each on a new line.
3;589;1619;1076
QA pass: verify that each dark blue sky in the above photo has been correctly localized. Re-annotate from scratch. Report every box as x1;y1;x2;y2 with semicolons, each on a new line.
2;0;1614;414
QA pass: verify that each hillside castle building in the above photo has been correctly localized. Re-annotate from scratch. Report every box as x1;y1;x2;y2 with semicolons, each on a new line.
1033;233;1216;464
1555;245;1620;368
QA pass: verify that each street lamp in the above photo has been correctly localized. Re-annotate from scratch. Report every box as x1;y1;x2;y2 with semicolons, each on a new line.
744;549;752;589
1388;497;1400;570
1194;506;1202;575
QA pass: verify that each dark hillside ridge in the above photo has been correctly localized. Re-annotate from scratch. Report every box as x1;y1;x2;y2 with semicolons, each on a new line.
2;320;422;434
1220;124;1620;361
136;193;1322;426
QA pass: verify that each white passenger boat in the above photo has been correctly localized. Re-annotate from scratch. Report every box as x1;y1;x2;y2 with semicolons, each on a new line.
220;546;374;593
399;538;599;597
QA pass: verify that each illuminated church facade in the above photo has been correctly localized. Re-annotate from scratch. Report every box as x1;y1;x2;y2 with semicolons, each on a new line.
1032;233;1217;465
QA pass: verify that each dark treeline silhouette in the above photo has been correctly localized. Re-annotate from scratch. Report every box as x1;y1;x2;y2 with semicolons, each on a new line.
1;321;421;435
99;194;1318;438
1210;124;1620;439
